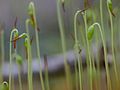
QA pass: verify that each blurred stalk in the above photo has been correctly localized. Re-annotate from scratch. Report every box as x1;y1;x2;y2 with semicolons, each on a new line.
29;2;45;90
26;20;33;90
56;0;72;90
9;29;18;90
83;11;93;90
18;65;22;90
100;0;104;31
44;55;50;90
0;30;4;83
108;8;119;90
74;10;83;90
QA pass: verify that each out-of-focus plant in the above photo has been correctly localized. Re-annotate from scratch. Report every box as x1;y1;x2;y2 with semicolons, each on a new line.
27;2;45;90
107;0;119;89
56;0;72;90
0;81;9;90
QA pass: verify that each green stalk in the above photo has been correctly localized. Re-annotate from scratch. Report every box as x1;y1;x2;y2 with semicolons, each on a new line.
9;29;18;90
13;53;23;90
18;65;22;90
100;0;104;30
108;6;119;89
33;5;45;90
25;20;33;90
83;11;93;90
28;2;45;90
0;30;4;83
74;10;83;90
56;0;72;90
90;23;112;90
94;28;101;90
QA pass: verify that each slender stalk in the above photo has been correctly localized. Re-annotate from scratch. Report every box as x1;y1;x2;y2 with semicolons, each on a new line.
28;2;45;90
83;11;93;90
44;55;50;90
74;10;83;90
56;0;72;90
45;67;50;90
13;53;23;90
108;6;119;89
32;5;45;90
100;0;104;30
18;65;22;90
9;29;18;90
0;30;4;83
25;20;33;90
91;23;112;90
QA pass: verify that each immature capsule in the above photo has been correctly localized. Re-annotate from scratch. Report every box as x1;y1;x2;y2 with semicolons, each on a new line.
107;0;115;16
87;25;95;40
28;2;34;16
16;54;23;66
28;2;36;27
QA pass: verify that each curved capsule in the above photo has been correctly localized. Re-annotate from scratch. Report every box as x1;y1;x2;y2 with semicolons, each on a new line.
87;25;95;41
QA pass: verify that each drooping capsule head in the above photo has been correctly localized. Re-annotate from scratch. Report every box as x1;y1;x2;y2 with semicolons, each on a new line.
28;2;35;16
87;25;95;41
28;2;36;27
107;0;115;16
11;28;19;49
24;38;29;48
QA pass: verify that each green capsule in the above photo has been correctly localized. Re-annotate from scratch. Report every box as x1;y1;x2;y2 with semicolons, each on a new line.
12;53;23;66
107;0;115;16
0;81;9;90
107;0;112;11
28;2;34;16
87;25;95;40
24;38;29;48
16;54;23;66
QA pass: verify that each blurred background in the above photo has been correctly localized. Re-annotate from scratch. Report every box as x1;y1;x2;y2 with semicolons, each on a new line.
0;0;120;59
0;0;94;60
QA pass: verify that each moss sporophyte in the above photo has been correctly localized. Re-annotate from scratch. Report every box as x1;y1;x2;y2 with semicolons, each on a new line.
27;2;45;90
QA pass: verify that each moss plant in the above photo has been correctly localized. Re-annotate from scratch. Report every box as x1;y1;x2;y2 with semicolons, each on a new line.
11;33;33;90
82;11;93;90
9;28;19;90
0;81;9;90
107;0;119;89
56;0;72;90
88;22;112;90
27;2;45;90
25;19;33;90
19;33;33;90
74;10;83;90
